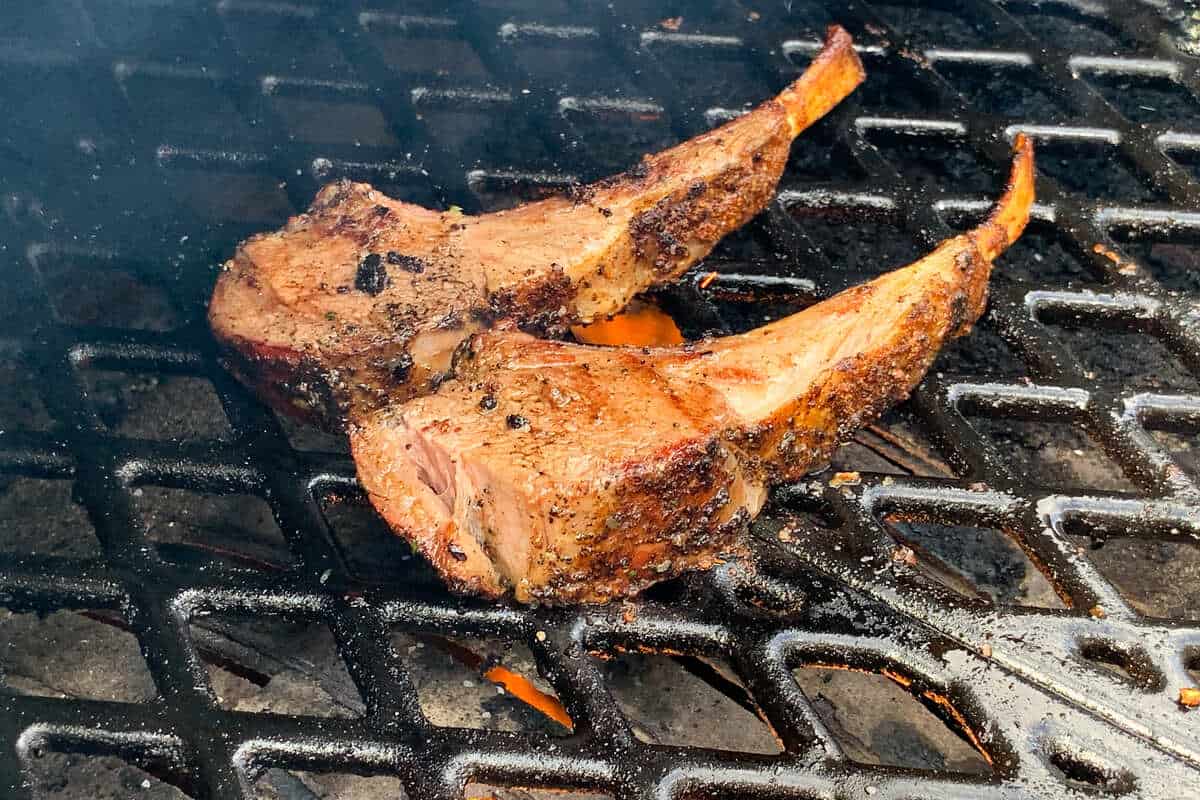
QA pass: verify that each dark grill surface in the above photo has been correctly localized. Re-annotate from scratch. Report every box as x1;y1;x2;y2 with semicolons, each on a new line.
3;1;1200;798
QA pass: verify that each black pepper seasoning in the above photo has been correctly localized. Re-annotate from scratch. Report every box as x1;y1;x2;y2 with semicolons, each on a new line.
355;253;388;295
391;353;414;383
506;414;528;429
386;251;427;273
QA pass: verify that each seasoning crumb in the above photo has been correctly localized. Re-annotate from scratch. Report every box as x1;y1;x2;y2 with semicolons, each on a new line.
777;528;793;543
980;643;993;658
535;630;547;642
891;546;917;566
830;471;861;488
659;16;683;31
698;270;719;289
507;414;529;430
1089;604;1107;619
1179;687;1200;708
386;251;427;273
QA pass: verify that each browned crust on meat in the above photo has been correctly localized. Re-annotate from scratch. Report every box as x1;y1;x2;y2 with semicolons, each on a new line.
519;437;753;604
737;134;1035;482
349;137;1033;605
208;27;865;431
487;264;574;334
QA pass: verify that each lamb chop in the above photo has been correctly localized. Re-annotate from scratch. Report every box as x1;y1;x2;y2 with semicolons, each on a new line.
350;137;1035;604
208;27;865;430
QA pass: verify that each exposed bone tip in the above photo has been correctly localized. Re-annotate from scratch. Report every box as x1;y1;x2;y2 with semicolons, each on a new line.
779;24;866;137
982;134;1036;259
823;24;854;49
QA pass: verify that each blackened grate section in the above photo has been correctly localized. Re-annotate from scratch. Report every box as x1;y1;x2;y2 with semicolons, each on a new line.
2;1;1200;799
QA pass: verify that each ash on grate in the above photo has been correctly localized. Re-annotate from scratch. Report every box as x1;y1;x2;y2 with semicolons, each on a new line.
24;752;188;800
936;61;1078;120
1084;72;1200;124
867;129;998;195
1112;236;1200;295
190;614;363;718
596;651;782;754
132;487;296;569
253;768;407;800
0;478;100;559
1054;326;1199;394
1034;139;1162;202
792;666;992;774
1150;429;1200;484
873;3;1022;48
883;519;1065;609
967;417;1136;493
391;632;570;736
80;371;233;442
0;354;54;432
1074;534;1200;621
0;609;156;703
1007;8;1130;54
464;784;612;800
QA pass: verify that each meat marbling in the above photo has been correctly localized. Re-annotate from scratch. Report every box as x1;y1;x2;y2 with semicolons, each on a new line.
208;26;865;429
350;137;1035;604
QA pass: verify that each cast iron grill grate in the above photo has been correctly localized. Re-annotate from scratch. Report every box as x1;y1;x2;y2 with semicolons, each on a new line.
2;1;1200;798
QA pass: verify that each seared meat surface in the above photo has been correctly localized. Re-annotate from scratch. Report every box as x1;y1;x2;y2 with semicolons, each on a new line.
208;27;865;430
350;138;1034;604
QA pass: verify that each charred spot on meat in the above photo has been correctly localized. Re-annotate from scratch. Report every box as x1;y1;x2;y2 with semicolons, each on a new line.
387;251;427;273
391;353;414;384
355;253;388;296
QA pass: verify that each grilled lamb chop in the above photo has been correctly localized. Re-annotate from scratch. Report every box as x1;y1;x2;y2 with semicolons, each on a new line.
208;27;864;429
350;137;1034;604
